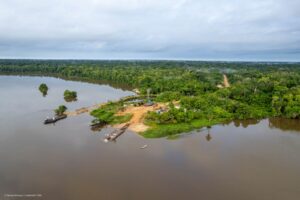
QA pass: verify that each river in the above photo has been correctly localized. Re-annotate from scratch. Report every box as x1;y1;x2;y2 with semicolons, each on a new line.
0;75;299;200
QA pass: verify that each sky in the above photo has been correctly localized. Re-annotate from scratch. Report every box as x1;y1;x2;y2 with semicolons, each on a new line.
0;0;299;61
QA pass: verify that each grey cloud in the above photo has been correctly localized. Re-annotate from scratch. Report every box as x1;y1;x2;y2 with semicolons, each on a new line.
0;0;299;61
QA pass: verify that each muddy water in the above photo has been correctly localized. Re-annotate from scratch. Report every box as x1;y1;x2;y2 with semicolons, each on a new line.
0;76;300;200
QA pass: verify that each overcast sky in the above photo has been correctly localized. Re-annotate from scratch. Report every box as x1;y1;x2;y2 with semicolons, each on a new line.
0;0;299;61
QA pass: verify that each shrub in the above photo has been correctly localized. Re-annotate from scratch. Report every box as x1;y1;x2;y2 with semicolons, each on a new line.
55;105;67;116
64;90;77;102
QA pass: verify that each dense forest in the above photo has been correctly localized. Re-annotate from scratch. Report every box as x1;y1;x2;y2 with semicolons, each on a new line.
1;59;300;137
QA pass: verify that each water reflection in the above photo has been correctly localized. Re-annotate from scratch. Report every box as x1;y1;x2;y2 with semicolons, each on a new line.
222;119;261;128
205;133;212;142
64;97;77;102
205;127;212;142
225;118;300;132
39;90;48;97
90;123;105;132
223;118;300;133
268;118;300;132
233;119;260;128
41;92;47;97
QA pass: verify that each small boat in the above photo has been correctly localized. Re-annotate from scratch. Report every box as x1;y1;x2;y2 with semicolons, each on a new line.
90;119;106;127
140;144;148;149
44;114;67;124
90;120;105;131
90;122;105;128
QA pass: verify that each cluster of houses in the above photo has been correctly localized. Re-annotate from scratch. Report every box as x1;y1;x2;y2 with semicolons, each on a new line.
125;99;155;107
124;98;181;115
123;88;181;115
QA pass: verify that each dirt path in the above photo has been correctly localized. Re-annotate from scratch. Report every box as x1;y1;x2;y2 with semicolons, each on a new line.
223;74;230;88
65;103;105;116
65;95;138;116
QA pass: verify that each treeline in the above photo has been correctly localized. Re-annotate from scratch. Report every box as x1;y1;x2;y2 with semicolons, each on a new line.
1;59;300;137
1;60;299;94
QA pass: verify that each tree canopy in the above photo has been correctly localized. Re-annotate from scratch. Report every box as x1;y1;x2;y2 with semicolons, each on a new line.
38;83;48;97
1;59;300;137
55;105;67;116
64;90;77;102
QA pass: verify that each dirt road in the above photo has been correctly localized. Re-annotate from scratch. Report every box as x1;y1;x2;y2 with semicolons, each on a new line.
223;74;230;87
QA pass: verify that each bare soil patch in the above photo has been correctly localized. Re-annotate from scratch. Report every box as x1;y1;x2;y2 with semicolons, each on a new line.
115;103;166;132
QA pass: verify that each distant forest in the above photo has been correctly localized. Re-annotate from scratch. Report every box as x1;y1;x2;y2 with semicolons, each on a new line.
1;59;300;137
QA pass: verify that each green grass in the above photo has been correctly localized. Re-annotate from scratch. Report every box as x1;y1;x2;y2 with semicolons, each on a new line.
90;101;132;125
111;113;133;124
141;118;224;138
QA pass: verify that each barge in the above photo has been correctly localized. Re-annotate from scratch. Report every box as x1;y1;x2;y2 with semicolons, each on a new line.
104;123;130;142
44;114;67;124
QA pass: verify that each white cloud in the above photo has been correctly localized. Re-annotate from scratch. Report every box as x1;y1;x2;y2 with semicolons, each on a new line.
0;0;299;61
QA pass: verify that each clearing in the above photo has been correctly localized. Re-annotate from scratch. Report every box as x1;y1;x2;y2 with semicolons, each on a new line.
115;103;166;132
65;101;167;133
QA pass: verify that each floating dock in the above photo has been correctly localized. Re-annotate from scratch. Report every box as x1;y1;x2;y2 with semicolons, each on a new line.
104;123;130;142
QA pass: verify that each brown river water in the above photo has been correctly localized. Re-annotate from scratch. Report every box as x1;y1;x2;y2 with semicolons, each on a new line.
0;75;300;200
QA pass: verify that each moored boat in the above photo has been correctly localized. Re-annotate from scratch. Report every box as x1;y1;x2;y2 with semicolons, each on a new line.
44;114;67;124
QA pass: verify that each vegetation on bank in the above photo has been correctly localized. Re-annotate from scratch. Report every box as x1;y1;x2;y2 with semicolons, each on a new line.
143;118;222;138
64;90;77;102
1;60;300;138
90;101;132;125
39;83;48;96
55;105;67;116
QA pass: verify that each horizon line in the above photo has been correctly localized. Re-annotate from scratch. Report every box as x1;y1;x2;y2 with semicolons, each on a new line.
0;57;299;64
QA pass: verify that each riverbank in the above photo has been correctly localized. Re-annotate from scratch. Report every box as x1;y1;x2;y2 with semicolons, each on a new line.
80;97;226;138
2;61;300;138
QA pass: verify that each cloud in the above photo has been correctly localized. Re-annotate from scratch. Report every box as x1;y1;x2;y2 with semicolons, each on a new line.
0;0;299;61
